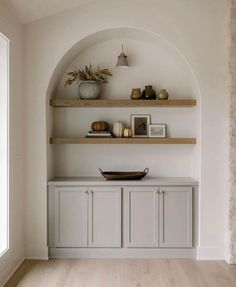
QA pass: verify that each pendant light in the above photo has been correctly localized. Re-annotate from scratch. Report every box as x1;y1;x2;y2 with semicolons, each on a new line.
116;45;129;67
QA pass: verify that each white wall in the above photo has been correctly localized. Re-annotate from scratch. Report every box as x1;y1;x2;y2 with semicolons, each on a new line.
23;0;229;259
0;2;24;286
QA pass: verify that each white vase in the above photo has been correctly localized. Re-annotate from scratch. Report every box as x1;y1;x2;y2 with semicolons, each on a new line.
78;81;101;99
113;122;124;138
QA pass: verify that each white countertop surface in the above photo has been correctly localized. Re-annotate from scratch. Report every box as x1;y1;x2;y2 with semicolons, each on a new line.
48;177;198;186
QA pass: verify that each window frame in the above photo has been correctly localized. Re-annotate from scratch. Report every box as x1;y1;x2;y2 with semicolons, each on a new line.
0;32;9;257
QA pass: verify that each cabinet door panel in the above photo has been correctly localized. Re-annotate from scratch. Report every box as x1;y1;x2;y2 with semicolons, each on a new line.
124;187;159;248
88;187;121;247
53;187;88;247
159;186;192;248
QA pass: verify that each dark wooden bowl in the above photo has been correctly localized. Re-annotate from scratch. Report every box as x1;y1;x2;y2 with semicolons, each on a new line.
99;168;149;180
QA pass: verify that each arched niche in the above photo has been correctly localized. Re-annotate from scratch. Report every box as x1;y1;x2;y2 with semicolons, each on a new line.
46;27;201;179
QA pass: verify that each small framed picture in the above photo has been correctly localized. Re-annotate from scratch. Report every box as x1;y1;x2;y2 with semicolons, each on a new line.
131;114;151;137
149;124;166;138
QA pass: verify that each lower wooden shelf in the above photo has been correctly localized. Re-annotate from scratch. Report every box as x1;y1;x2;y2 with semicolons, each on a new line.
50;137;196;144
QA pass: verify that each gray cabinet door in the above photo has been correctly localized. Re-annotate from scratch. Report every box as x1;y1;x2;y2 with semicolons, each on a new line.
159;186;192;248
124;187;159;248
50;186;88;248
88;187;121;248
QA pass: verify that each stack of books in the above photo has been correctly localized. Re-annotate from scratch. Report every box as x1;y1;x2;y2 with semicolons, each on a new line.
86;131;113;138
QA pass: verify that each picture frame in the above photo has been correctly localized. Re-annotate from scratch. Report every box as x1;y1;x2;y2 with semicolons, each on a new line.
148;124;166;138
131;114;151;137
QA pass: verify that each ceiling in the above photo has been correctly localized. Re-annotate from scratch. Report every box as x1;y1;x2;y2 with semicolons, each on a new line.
2;0;95;24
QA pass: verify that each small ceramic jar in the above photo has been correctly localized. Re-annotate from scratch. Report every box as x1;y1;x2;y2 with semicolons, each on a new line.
130;88;142;100
157;89;169;100
142;85;156;100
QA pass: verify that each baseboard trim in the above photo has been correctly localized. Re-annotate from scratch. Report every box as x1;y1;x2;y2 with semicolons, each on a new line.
197;247;224;260
50;248;196;259
25;257;49;260
0;258;25;287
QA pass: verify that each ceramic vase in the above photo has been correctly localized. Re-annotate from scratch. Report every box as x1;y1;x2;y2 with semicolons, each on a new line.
130;88;142;100
157;89;169;100
78;81;101;99
142;85;156;100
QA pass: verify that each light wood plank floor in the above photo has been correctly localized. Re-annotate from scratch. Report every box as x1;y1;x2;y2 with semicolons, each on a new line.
4;259;236;287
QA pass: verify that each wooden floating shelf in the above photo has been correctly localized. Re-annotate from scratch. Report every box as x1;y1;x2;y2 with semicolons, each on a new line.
50;137;196;145
50;99;196;108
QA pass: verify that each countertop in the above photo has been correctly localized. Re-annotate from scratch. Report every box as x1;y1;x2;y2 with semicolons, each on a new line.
48;177;198;186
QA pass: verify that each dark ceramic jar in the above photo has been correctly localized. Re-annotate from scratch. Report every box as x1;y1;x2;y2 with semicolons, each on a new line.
142;85;156;100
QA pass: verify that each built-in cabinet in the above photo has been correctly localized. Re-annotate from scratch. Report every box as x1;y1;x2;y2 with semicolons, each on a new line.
124;187;159;248
124;186;192;248
48;179;195;258
49;186;88;248
159;186;192;248
49;186;121;248
88;187;121;248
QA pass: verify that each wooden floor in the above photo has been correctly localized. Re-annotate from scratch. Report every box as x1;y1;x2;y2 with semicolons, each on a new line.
4;259;236;287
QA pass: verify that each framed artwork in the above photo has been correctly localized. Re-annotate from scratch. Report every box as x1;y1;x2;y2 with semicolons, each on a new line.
131;114;151;137
148;124;166;138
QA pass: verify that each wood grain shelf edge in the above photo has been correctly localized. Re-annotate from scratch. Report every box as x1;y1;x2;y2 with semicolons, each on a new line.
50;137;196;144
50;99;197;107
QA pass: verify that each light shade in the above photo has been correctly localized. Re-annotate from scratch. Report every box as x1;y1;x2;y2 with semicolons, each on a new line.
116;45;129;67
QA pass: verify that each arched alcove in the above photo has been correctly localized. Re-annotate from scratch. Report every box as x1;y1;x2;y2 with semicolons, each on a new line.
46;27;200;180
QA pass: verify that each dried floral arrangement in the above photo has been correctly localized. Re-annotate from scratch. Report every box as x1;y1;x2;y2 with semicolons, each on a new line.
65;65;112;86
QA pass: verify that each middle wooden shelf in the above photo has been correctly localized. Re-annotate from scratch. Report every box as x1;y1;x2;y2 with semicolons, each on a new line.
50;137;196;144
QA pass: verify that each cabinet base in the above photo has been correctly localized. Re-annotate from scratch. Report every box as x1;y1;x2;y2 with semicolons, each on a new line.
49;248;196;259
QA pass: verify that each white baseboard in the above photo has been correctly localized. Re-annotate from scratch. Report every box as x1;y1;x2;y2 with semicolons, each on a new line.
50;248;196;259
25;256;49;260
197;247;224;260
0;258;25;287
25;246;49;261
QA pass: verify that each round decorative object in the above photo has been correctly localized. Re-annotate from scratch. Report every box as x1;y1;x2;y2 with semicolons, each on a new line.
91;121;109;132
78;81;101;99
123;128;132;138
113;122;124;138
157;89;169;100
142;85;156;100
130;88;142;100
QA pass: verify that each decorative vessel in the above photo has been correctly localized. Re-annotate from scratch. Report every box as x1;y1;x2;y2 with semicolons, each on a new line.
99;168;149;180
157;89;169;100
78;81;101;100
64;65;112;99
130;88;142;100
142;85;156;100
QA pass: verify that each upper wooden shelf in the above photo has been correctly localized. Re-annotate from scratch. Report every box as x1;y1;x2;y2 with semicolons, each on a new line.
50;98;196;108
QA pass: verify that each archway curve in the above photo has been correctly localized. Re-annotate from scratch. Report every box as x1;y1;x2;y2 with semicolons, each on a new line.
46;27;201;100
46;26;201;178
